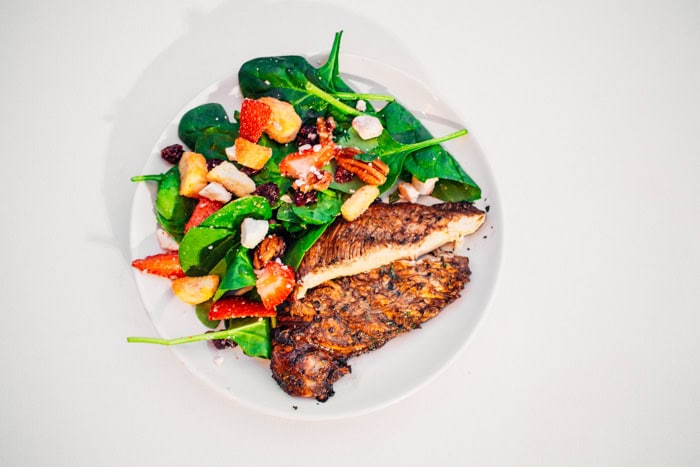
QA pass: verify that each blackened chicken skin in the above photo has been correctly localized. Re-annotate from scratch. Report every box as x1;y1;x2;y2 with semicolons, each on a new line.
293;201;485;299
270;253;471;401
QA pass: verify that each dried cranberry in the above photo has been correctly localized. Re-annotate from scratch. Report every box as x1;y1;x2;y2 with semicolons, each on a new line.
206;331;237;350
291;189;317;206
211;338;237;350
295;124;319;147
206;158;224;171
334;166;354;183
240;166;261;176
161;144;184;164
254;182;280;205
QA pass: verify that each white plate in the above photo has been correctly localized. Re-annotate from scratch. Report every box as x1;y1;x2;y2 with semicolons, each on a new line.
129;53;503;420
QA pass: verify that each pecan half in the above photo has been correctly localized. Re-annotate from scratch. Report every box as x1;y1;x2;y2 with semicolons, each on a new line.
334;147;389;186
253;234;287;269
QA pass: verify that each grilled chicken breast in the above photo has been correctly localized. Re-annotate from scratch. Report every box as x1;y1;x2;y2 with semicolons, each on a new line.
294;201;485;299
271;252;472;401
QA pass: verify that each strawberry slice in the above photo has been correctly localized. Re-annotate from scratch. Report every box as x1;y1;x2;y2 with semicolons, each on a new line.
184;197;224;233
239;99;272;143
279;143;335;182
255;260;295;309
131;252;185;280
208;296;276;320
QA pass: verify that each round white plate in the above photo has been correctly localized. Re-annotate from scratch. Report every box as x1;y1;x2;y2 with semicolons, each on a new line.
129;53;503;420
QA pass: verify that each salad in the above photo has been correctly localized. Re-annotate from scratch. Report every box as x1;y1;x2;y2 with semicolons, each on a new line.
127;31;481;360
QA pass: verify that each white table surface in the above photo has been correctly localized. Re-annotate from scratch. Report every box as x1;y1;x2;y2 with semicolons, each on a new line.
2;0;698;465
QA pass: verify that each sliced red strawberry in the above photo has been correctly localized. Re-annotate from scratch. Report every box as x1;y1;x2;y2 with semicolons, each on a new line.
131;252;185;280
255;260;295;309
184;197;224;233
208;296;276;320
279;143;335;180
239;99;272;143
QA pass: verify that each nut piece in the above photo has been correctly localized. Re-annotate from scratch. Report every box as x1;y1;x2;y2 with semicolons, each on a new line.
351;115;383;140
172;275;219;305
411;175;438;195
258;96;302;144
206;161;256;197
198;182;233;204
252;234;287;269
398;181;420;203
335;147;389;186
341;185;380;222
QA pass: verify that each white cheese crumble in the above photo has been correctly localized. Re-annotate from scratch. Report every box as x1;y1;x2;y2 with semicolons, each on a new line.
240;217;269;249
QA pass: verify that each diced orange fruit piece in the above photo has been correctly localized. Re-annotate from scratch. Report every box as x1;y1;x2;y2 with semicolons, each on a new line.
171;275;219;305
233;137;273;171
178;151;209;198
257;97;302;144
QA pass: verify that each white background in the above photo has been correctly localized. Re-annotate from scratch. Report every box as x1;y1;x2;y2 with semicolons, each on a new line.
1;0;698;465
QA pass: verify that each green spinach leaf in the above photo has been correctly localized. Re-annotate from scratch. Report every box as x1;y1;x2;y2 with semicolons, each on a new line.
214;246;256;301
127;317;272;359
178;196;271;276
179;103;237;150
379;102;481;201
131;166;196;241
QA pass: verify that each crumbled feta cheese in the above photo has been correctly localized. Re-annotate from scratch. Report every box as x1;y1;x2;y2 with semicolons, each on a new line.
411;176;438;195
355;99;367;112
240;218;269;249
298;144;312;152
156;228;179;251
198;182;232;203
352;115;383;140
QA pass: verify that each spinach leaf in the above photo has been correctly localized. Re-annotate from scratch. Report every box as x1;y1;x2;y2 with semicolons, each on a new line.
214;246;256;301
179;103;237;150
337;126;469;194
127;317;272;359
178;196;271;276
194;128;236;161
131;166;196;241
199;195;271;229
284;223;331;270
178;227;237;277
195;302;220;329
379;102;481;201
239;56;361;121
275;203;307;233
238;33;392;123
290;190;342;225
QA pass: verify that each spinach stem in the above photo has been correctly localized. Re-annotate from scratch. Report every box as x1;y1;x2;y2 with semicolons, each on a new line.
334;91;395;102
394;129;468;155
131;174;163;182
304;81;364;116
127;328;233;346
